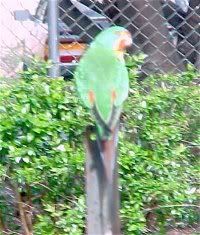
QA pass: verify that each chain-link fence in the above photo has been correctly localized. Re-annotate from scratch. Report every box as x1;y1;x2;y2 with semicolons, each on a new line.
0;0;199;79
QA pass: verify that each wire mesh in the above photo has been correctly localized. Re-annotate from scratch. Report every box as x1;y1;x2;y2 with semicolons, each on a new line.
0;0;199;79
57;0;199;79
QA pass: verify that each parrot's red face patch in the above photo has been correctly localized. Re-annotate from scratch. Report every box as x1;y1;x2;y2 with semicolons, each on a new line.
114;31;132;52
114;30;132;60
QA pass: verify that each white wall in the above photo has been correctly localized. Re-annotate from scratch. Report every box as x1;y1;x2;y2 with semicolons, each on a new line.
0;0;47;77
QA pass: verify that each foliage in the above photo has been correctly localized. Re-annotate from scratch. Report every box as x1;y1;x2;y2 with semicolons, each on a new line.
0;63;89;234
0;60;199;234
120;65;200;234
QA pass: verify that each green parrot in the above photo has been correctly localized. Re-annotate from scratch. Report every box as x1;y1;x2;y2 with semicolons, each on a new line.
75;26;132;140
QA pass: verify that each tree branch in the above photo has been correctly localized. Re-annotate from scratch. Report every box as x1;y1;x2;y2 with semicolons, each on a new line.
14;186;31;235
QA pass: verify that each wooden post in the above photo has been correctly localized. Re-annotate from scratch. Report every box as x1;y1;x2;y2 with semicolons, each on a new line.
84;126;120;235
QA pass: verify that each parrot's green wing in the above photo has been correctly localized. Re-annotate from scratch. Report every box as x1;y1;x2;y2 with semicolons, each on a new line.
75;44;129;138
75;45;129;117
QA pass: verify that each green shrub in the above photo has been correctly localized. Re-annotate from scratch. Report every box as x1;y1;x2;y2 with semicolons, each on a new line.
0;61;199;234
0;64;89;234
120;66;200;234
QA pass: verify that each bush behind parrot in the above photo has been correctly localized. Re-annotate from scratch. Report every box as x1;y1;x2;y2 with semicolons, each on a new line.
75;26;132;140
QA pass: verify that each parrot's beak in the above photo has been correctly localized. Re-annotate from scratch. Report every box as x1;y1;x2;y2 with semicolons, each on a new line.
120;31;133;48
124;35;133;47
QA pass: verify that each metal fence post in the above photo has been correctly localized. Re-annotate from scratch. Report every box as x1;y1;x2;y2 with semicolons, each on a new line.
47;0;60;77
